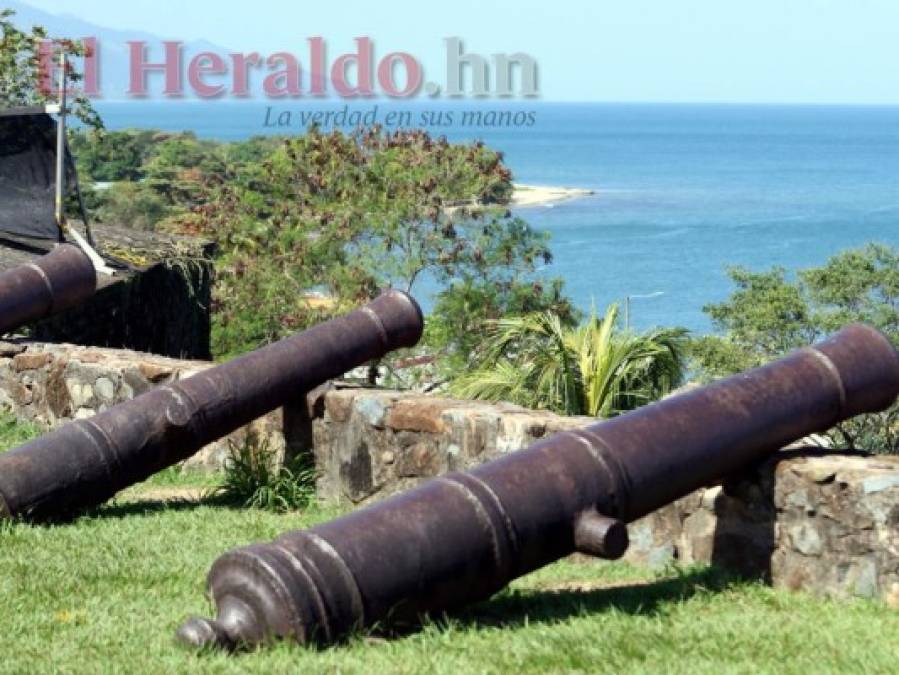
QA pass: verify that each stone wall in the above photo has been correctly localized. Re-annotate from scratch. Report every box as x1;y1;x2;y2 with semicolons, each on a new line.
625;451;899;604
2;345;898;604
311;388;594;503
0;340;297;470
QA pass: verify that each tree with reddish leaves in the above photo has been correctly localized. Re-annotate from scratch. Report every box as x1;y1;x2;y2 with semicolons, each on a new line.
177;125;574;364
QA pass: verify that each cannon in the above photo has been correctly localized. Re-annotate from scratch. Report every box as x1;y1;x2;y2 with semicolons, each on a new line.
177;323;899;650
0;290;423;521
0;244;96;336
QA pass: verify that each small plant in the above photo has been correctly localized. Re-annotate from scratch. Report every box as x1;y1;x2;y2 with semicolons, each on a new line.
0;411;42;452
214;432;316;511
452;304;688;417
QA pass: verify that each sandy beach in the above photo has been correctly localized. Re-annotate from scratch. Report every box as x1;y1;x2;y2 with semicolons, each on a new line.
443;184;594;216
512;184;595;207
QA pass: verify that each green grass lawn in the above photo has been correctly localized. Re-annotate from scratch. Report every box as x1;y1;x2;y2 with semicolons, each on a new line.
2;415;899;673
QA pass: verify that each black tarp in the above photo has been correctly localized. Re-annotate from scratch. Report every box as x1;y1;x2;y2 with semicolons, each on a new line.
0;113;72;240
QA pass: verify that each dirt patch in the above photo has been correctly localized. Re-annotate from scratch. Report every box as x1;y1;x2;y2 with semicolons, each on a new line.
531;579;656;594
123;486;208;502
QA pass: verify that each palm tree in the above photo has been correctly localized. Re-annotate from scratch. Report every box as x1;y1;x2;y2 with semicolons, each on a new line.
451;304;688;417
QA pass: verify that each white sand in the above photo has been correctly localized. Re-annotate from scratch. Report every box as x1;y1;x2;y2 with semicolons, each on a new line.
512;184;595;208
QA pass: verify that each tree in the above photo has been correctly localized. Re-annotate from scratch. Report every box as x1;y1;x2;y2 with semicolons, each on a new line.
178;126;571;360
143;133;226;207
68;128;159;182
691;243;899;453
0;9;101;128
428;276;578;374
451;304;688;417
72;130;233;231
94;182;171;231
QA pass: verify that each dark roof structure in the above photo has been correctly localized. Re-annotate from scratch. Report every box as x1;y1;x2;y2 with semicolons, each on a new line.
0;112;73;241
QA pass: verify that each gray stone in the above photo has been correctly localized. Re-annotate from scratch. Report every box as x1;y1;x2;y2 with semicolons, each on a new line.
862;474;899;494
95;377;116;402
122;368;152;397
118;381;134;403
67;381;94;409
11;382;33;406
354;395;387;427
789;522;824;556
844;557;878;598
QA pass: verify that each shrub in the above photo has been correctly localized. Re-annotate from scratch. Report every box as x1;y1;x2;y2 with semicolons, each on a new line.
691;243;899;453
213;432;316;511
452;304;688;417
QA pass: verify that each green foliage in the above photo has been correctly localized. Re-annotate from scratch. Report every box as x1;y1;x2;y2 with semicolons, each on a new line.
175;126;563;360
68;128;159;181
427;267;578;375
213;433;316;512
802;244;899;336
692;243;899;453
93;181;171;230
452;304;688;417
703;266;817;358
71;130;234;230
67;126;571;368
143;133;226;208
220;134;283;168
0;410;41;452
0;9;101;128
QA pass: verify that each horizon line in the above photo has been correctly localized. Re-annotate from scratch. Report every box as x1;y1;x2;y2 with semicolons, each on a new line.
87;98;899;108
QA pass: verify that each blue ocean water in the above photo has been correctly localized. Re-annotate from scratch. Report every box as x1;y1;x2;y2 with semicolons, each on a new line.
93;101;899;333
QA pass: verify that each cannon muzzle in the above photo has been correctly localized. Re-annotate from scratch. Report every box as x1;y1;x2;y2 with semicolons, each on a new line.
0;290;423;520
178;324;899;650
0;244;96;336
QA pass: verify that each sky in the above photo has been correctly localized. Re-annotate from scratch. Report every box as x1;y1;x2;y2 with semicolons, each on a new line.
13;0;899;104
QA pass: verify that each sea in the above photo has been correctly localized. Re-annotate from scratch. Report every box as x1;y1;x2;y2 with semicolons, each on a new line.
93;101;899;334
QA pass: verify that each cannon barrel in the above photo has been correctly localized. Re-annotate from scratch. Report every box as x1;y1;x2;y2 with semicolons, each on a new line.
177;324;899;650
0;244;96;336
0;290;423;521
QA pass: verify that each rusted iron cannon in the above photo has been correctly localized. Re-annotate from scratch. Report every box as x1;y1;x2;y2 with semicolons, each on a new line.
0;290;423;521
178;323;899;650
0;244;96;336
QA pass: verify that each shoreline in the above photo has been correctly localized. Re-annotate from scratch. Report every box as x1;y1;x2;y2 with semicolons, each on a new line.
511;184;595;208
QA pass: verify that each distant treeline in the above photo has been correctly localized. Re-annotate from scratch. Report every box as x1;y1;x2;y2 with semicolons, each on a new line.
69;129;283;231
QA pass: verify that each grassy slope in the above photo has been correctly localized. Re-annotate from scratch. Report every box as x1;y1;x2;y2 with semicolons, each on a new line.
1;491;897;674
1;416;898;673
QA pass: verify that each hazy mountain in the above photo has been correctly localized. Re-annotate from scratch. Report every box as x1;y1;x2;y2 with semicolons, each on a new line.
6;0;233;100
